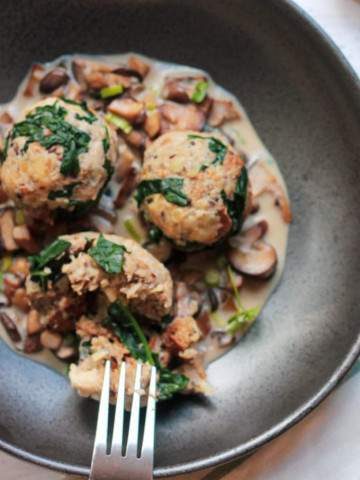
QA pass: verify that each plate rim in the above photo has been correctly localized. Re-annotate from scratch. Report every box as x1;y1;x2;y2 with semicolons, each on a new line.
0;0;360;476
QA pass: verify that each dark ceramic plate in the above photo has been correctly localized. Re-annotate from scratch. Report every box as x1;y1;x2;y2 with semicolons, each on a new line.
0;0;359;477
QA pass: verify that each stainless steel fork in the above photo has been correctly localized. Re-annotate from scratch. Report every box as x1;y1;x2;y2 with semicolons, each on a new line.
89;360;157;480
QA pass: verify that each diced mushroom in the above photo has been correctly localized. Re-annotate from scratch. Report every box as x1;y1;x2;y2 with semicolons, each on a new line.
27;309;42;335
0;187;8;204
12;225;38;253
145;238;173;263
0;111;13;124
160;102;205;132
228;221;277;279
24;334;42;353
39;67;69;94
175;282;200;317
9;257;30;277
162;76;207;103
72;58;133;91
211;329;234;347
128;56;150;79
208;99;240;127
56;344;76;361
249;162;292;223
0;311;21;343
114;167;138;208
23;64;45;97
0;209;18;251
123;129;147;149
11;288;30;312
40;329;63;350
144;110;161;138
108;98;145;124
116;145;136;180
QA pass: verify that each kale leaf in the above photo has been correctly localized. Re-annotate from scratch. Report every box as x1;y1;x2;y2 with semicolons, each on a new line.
135;178;189;207
221;167;248;234
88;234;128;274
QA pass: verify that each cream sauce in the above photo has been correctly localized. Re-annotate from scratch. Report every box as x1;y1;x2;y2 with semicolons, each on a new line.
0;53;290;371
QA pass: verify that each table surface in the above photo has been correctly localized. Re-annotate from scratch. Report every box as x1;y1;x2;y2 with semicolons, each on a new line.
1;1;359;479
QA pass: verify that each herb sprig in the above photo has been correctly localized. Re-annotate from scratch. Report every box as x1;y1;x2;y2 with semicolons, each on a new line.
226;266;259;335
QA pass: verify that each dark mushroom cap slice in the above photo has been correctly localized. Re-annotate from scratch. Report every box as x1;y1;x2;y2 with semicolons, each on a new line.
227;220;277;279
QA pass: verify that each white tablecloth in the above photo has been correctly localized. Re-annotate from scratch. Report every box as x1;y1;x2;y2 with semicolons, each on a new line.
1;0;359;478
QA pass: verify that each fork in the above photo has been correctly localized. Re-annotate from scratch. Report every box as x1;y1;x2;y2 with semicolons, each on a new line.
89;360;157;480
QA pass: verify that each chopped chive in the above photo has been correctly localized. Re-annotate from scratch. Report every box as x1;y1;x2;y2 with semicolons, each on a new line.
15;209;25;225
1;255;12;272
105;112;133;134
123;218;142;243
191;80;209;103
204;268;220;287
100;84;124;99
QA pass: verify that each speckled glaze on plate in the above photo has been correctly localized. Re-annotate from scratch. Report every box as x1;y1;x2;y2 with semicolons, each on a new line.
0;0;359;477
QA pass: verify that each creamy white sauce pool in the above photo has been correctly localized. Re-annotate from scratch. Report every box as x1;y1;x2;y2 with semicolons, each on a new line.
0;53;290;372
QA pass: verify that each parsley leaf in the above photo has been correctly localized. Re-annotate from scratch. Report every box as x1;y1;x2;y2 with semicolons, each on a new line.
221;167;248;234
135;178;189;207
88;234;128;274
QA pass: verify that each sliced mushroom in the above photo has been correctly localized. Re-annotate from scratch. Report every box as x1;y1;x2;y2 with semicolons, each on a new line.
249;162;292;223
208;99;240;127
24;334;42;353
162;76;207;103
108;98;145;124
228;221;277;279
0;311;21;343
56;344;76;361
160;102;205;132
0;111;13;124
128;56;150;79
123;129;147;150
39;67;69;94
144;110;161;139
23;64;45;97
72;58;133;91
12;225;38;253
114;167;138;208
0;187;9;204
0;209;18;251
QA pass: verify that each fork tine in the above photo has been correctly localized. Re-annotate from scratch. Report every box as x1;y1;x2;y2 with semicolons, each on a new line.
110;361;126;456
91;360;111;455
141;366;157;459
125;362;142;457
